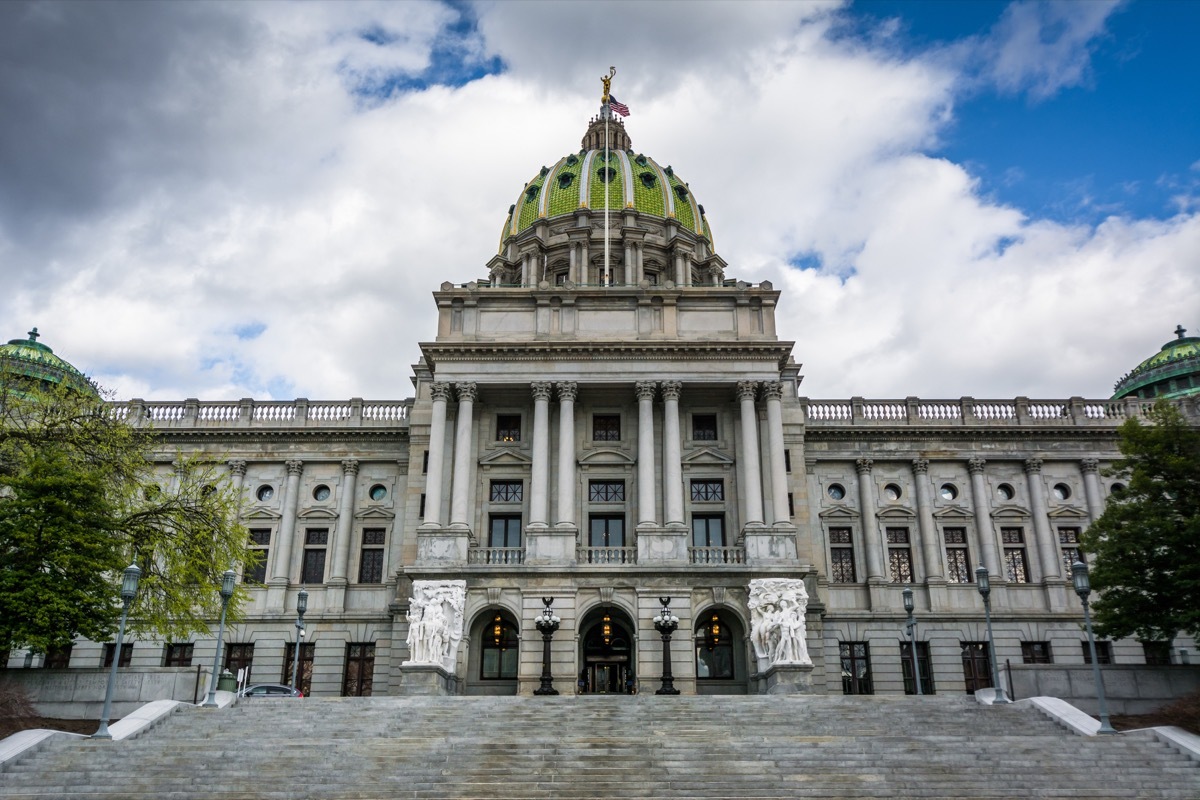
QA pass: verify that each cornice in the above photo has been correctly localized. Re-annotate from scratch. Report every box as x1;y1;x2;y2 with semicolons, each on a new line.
420;340;795;365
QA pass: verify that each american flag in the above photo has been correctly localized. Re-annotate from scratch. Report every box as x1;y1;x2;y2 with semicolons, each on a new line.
608;95;630;117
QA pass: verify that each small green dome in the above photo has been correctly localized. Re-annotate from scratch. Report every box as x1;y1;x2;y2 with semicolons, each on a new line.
1113;325;1200;400
0;328;96;395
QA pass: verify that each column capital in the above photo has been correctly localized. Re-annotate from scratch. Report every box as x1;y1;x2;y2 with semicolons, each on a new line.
430;382;453;402
531;382;553;401
635;381;657;401
761;381;784;401
455;382;478;403
912;458;929;475
227;459;247;477
1023;457;1043;474
855;457;874;475
660;381;682;401
1080;457;1100;474
341;459;360;476
286;459;304;476
556;381;578;402
736;380;759;401
968;456;987;476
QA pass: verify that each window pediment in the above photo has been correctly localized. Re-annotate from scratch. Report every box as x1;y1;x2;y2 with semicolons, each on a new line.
479;449;532;467
818;504;860;520
1047;505;1089;520
932;506;973;520
243;508;283;521
877;507;917;521
579;448;635;466
681;447;734;466
354;507;396;521
991;503;1031;519
298;507;338;520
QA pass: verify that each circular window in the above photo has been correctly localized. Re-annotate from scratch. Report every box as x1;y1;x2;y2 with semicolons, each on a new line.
1053;483;1071;500
256;485;274;502
940;483;959;501
313;485;331;501
369;484;387;501
884;483;902;501
1110;483;1126;495
827;483;845;501
997;483;1014;501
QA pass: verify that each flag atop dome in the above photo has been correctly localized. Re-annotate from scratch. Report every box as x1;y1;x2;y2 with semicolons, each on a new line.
608;95;630;117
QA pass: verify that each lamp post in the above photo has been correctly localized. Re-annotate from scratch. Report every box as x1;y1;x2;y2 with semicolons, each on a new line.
93;563;141;739
533;597;561;695
653;597;681;696
290;588;308;693
974;567;1009;704
1072;560;1118;734
902;586;923;696
202;569;237;708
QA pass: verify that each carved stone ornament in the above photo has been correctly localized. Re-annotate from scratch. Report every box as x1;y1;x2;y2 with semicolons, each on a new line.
635;381;658;401
531;382;553;402
854;457;874;475
1080;458;1100;474
761;381;784;401
430;382;453;403
1024;457;1043;474
660;381;682;401
455;382;478;403
748;578;811;667
341;459;360;476
285;459;304;477
967;457;987;476
227;459;247;478
911;458;929;475
735;381;759;402
403;579;466;672
556;381;578;402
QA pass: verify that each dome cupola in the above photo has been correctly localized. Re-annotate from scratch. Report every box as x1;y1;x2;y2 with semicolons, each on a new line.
0;327;96;396
1112;324;1200;400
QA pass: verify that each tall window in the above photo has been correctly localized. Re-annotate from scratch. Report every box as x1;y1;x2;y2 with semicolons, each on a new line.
496;414;521;442
691;514;725;548
592;414;621;441
224;643;254;683
358;528;386;584
102;642;133;668
961;642;992;694
43;645;72;669
164;643;194;667
1021;641;1053;664
943;527;971;583
589;514;625;547
829;528;857;583
886;527;914;583
343;643;375;696
690;479;724;502
589;480;625;502
695;612;735;680
480;614;519;679
489;480;523;502
1058;527;1083;574
901;641;935;694
246;528;271;584
489;515;522;548
691;413;718;441
301;529;328;584
1001;528;1029;583
1143;641;1172;665
282;642;315;696
1082;641;1113;665
840;642;872;695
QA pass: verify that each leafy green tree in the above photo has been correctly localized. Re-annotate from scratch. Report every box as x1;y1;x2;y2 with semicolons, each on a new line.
0;373;257;653
1081;400;1200;645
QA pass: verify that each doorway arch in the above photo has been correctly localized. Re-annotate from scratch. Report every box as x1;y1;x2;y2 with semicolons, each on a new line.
694;607;750;695
578;606;637;694
463;608;520;696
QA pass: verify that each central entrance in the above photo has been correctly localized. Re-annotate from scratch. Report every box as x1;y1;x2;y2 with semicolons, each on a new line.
579;607;636;694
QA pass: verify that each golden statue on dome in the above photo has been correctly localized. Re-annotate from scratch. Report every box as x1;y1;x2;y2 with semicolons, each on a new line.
601;66;615;104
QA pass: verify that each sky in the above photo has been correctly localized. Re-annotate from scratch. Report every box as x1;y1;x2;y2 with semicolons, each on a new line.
1;0;1197;402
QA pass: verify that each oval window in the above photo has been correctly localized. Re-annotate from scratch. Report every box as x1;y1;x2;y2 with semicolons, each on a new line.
1110;483;1126;495
369;484;387;501
827;483;845;501
1053;483;1071;500
884;483;902;501
997;483;1014;501
256;485;274;502
940;483;959;501
313;485;331;501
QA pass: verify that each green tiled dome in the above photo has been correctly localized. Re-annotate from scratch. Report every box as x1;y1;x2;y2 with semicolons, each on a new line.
1113;325;1200;400
0;328;96;395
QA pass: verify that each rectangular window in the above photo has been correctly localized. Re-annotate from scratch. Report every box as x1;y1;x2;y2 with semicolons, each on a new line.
282;642;315;696
589;514;625;547
102;642;133;668
829;527;856;583
419;493;426;518
592;413;621;441
358;528;386;584
43;645;72;669
588;480;625;503
1143;641;1172;666
784;449;791;472
496;414;521;442
943;527;972;583
164;643;194;667
1082;641;1113;665
224;643;254;683
900;641;935;695
489;480;523;503
840;642;873;695
691;514;725;548
1001;527;1029;583
422;450;428;474
1058;527;1084;575
961;642;993;694
343;643;375;697
691;413;718;441
489;514;522;548
1021;641;1053;664
788;492;794;518
301;529;328;584
886;527;913;583
246;528;271;584
689;479;724;502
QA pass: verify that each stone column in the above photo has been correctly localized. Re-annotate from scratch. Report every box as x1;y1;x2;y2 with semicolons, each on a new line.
1080;458;1104;523
555;382;578;528
227;459;247;502
1024;458;1059;580
272;460;304;584
968;457;1001;575
422;383;452;528
661;381;684;527
763;382;791;526
449;382;477;529
636;381;658;527
911;459;942;580
856;458;884;581
529;382;553;528
737;381;765;527
330;459;359;583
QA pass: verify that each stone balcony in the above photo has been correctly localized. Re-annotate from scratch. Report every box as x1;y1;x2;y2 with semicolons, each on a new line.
799;396;1173;428
109;397;413;429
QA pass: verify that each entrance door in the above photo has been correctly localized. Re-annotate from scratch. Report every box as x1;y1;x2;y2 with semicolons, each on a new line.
580;610;635;694
961;641;993;694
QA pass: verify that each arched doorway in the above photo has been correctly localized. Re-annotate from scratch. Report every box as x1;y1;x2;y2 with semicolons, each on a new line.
693;608;749;695
464;609;520;696
578;607;636;694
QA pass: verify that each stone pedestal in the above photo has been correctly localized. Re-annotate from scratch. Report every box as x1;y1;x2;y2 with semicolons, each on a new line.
742;525;798;565
759;663;815;695
415;527;470;566
525;527;578;565
397;664;458;696
637;526;688;564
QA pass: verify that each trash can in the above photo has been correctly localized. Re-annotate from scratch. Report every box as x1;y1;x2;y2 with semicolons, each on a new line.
217;669;237;692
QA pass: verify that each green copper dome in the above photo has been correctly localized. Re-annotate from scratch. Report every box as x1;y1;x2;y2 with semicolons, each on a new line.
0;328;96;395
1112;325;1200;400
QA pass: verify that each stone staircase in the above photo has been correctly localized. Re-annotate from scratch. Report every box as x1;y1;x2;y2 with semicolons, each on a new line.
2;694;1198;799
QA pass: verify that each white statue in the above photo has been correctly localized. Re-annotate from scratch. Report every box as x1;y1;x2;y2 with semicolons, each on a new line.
748;578;812;668
403;579;466;671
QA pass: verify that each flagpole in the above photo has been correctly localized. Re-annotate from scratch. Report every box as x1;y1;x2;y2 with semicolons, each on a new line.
604;105;610;288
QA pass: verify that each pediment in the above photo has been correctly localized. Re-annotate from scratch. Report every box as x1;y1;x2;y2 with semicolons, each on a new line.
818;504;860;520
242;508;282;521
298;507;338;520
1047;505;1090;520
479;448;532;467
991;503;1031;519
877;506;917;521
354;507;396;521
932;506;973;521
579;448;636;466
681;447;735;466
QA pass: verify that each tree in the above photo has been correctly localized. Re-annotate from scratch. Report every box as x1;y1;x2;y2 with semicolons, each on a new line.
0;373;257;654
1081;400;1200;645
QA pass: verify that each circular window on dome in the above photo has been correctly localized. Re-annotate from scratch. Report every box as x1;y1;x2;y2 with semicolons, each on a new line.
827;483;846;501
884;483;902;501
997;483;1015;501
1053;483;1071;500
313;484;331;502
940;483;959;501
369;484;387;502
256;485;273;502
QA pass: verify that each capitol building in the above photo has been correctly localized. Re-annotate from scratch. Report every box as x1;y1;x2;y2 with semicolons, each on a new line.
4;96;1199;700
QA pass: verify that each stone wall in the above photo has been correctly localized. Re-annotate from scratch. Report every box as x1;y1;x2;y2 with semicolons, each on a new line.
1001;664;1200;715
1;668;204;719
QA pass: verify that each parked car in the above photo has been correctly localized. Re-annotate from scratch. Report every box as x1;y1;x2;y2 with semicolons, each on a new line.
237;683;303;698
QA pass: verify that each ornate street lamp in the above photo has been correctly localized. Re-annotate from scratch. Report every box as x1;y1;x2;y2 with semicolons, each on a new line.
202;569;238;708
290;588;309;693
93;563;141;739
974;567;1009;704
1072;561;1118;734
653;597;680;695
902;586;923;696
533;597;561;695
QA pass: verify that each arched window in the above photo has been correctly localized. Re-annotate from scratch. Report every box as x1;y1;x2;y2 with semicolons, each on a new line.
480;612;519;680
695;611;735;680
